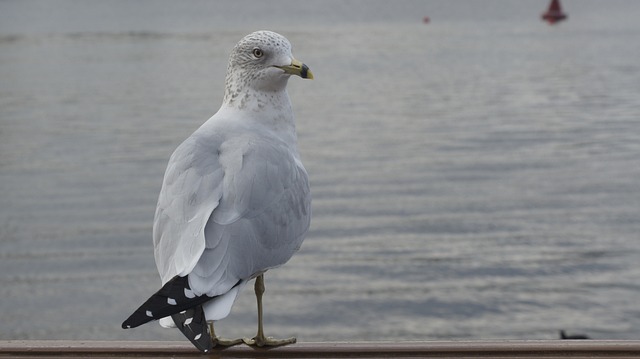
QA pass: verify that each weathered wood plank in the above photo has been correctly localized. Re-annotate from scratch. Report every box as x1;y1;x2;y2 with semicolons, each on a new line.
2;340;640;358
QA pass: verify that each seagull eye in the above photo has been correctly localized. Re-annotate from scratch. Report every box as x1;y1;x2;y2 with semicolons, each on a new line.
252;48;264;58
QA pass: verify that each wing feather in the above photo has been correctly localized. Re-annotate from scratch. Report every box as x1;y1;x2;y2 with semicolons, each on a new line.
153;125;311;298
191;133;311;296
153;135;225;285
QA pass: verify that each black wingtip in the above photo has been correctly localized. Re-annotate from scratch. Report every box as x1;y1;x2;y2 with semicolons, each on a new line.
122;277;245;331
121;307;156;329
121;276;209;329
172;305;214;353
121;314;142;329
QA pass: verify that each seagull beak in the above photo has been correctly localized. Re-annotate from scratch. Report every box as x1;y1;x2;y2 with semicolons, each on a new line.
275;58;314;79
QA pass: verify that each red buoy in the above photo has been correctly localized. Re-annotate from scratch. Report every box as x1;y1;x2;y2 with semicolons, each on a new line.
542;0;567;24
423;16;430;24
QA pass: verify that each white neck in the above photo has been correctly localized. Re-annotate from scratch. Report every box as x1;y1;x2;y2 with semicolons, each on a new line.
219;73;298;148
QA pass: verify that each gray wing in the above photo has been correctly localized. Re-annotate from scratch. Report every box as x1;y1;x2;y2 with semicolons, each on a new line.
189;134;311;296
153;134;225;285
153;131;311;297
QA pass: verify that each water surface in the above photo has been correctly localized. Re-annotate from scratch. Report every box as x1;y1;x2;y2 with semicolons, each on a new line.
1;0;640;341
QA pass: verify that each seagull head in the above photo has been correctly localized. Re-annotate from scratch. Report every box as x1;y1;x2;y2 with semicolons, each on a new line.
224;31;313;96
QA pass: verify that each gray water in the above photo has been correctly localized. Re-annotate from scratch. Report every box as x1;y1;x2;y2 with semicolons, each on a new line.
1;0;640;342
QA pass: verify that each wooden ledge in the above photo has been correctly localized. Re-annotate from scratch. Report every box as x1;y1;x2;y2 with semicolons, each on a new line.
2;340;640;358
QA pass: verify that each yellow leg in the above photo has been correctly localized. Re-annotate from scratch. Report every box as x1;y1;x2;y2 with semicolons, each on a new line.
243;274;296;347
208;322;243;347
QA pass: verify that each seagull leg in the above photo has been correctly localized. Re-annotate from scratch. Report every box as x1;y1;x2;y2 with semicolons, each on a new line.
208;322;243;347
243;274;296;347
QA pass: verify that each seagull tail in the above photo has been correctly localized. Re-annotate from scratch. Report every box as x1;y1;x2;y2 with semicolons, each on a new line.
121;275;211;329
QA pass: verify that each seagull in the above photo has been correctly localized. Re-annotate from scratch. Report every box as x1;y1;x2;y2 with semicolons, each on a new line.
122;30;313;353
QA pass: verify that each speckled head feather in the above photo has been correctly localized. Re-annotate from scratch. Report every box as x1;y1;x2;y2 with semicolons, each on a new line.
229;31;291;70
223;31;298;107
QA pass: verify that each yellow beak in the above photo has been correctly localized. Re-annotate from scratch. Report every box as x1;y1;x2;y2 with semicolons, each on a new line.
275;58;314;79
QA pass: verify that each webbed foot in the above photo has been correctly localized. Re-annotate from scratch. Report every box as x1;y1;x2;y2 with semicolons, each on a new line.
208;322;243;347
244;274;297;348
212;336;244;347
243;335;296;348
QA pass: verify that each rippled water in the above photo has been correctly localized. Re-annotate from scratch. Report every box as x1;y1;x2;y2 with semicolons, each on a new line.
1;0;640;342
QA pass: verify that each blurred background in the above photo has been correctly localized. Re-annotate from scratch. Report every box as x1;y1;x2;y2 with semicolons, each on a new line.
1;0;639;342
